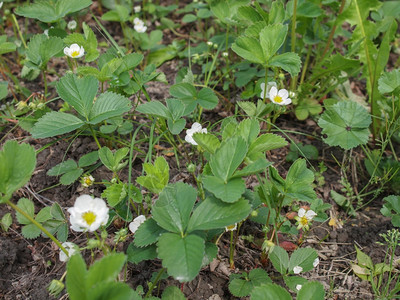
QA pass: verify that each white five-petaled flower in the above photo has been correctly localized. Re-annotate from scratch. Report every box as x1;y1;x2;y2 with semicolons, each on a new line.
64;43;85;58
295;208;317;231
129;215;146;234
68;195;109;232
269;86;292;105
59;242;79;262
134;5;141;13
313;257;320;268
293;266;303;274
67;20;77;30
133;17;147;33
296;284;302;291
185;122;207;145
260;81;277;99
225;223;237;232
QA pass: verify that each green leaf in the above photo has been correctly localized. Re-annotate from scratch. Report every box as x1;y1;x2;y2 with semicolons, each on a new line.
161;286;186;300
86;253;126;289
127;243;157;264
269;246;289;274
187;196;251;232
233;158;272;177
210;136;248;182
269;52;301;77
229;278;253;297
60;169;83;185
0;36;16;55
35;207;52;223
283;276;308;292
297;281;325;300
78;151;99;167
294;98;322;121
169;83;218;110
378;69;400;94
203;176;246;203
66;254;88;300
157;233;205;282
355;245;374;269
381;195;400;227
192;133;220;154
88;282;135;300
22;223;41;239
56;74;98;118
0;141;36;203
98;147;129;173
101;183;126;207
152;182;197;234
209;0;249;24
237;118;260;145
51;202;65;220
247;133;287;157
136;156;169;194
134;218;166;247
16;198;35;225
47;159;77;176
250;283;292;300
136;101;171;119
288;248;318;273
260;24;288;61
88;92;132;124
1;213;12;232
318;101;371;150
197;87;219;110
232;35;265;65
31;111;85;138
167;118;186;135
284;159;316;202
15;0;92;23
182;14;197;23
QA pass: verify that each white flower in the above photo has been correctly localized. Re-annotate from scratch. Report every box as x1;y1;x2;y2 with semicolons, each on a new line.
67;20;77;30
185;122;207;145
222;52;228;57
0;2;3;9
59;242;78;262
44;29;49;37
269;86;292;105
259;81;277;99
225;223;237;232
134;5;141;13
129;215;146;234
313;257;320;267
295;208;317;230
207;41;213;47
81;175;94;188
296;284;302;291
68;195;109;232
133;17;147;33
293;266;303;274
64;44;85;59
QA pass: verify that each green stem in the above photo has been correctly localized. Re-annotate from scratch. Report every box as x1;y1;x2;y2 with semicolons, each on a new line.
11;14;27;49
229;230;235;269
145;268;165;298
300;46;312;85
42;69;48;98
290;0;298;91
89;125;101;149
6;200;68;255
263;66;268;103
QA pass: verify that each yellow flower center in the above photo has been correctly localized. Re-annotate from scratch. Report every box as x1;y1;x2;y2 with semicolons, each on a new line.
84;177;93;186
300;216;309;226
71;51;80;58
226;224;236;231
273;95;283;103
82;211;97;225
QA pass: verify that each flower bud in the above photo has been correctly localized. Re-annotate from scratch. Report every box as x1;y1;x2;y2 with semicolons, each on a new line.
16;101;27;110
187;163;196;173
47;279;65;297
250;210;258;217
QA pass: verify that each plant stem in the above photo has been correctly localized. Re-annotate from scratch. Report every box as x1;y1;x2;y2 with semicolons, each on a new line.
11;14;27;49
6;199;69;255
89;125;101;149
229;230;235;269
145;268;165;298
290;0;298;91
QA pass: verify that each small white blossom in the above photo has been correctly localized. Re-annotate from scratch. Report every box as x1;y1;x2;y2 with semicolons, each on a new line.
313;257;320;267
68;195;109;232
59;242;78;262
207;41;213;47
269;86;292;105
295;208;317;231
222;51;228;57
260;81;277;99
134;5;141;13
225;223;237;232
133;17;147;33
81;175;94;188
64;44;85;59
296;284;302;291
129;215;146;234
293;266;303;274
185;122;207;145
67;20;77;30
